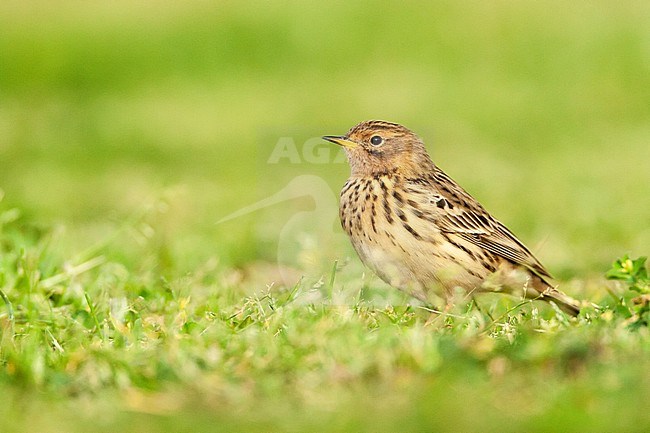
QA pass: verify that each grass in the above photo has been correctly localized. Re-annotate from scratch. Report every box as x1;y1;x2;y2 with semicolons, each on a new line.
1;1;649;431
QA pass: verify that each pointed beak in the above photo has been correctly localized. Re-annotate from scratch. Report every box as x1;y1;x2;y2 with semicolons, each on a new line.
322;135;358;149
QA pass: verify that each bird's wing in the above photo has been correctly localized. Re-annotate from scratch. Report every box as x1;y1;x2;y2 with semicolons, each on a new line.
406;176;553;280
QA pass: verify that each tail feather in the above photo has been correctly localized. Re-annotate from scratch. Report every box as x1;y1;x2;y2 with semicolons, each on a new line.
524;270;582;316
540;287;581;316
495;264;584;316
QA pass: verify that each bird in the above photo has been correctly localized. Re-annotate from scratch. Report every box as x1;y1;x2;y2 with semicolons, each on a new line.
323;120;582;315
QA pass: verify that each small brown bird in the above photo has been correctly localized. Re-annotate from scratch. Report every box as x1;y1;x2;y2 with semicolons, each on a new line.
324;120;582;315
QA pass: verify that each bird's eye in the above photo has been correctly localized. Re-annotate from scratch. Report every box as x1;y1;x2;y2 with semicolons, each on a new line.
370;135;383;146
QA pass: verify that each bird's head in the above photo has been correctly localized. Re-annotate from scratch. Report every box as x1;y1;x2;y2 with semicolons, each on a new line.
323;120;434;178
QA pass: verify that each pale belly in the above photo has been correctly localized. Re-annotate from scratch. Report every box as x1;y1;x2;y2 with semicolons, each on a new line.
348;222;484;303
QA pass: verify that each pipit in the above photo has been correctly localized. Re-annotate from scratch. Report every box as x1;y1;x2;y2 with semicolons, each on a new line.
323;120;582;315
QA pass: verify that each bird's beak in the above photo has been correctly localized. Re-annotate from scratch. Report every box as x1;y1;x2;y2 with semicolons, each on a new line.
322;135;357;149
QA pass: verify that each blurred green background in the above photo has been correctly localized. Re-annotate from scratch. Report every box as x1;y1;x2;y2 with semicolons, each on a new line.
1;1;649;431
1;1;648;276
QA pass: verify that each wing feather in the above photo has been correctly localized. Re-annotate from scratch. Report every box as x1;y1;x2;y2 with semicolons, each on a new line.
407;175;553;280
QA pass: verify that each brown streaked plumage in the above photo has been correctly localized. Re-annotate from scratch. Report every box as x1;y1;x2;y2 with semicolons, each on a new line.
324;120;582;315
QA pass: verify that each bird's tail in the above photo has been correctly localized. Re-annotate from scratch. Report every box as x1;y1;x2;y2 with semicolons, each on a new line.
539;287;581;316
